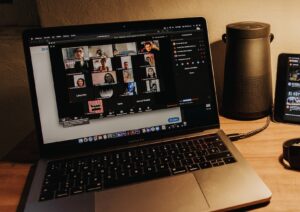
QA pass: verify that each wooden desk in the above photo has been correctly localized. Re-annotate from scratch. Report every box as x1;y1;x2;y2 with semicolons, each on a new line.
1;117;300;211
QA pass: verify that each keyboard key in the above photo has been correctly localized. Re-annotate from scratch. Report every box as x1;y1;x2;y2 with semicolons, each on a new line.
181;159;193;166
70;186;84;195
131;168;142;176
223;157;236;164
205;152;232;161
55;189;69;198
218;162;225;166
199;162;212;169
203;136;220;142
173;154;184;160
207;148;219;154
186;164;199;171
196;150;208;156
184;152;196;158
39;191;54;201
171;166;187;175
86;182;102;192
193;156;205;163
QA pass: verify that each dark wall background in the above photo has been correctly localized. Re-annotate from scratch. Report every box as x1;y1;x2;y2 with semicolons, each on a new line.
0;0;39;158
0;0;39;26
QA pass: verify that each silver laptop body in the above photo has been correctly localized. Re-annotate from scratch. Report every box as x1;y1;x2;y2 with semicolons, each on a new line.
22;17;271;212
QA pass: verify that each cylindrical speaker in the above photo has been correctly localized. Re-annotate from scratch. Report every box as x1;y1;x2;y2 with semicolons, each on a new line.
221;21;273;120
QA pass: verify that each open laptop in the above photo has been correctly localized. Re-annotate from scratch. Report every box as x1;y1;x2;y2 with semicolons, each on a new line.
22;17;271;211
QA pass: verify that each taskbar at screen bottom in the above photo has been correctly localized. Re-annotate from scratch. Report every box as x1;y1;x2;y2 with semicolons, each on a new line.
76;121;188;145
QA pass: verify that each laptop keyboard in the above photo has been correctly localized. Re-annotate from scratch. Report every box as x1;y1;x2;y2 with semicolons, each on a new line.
39;134;236;201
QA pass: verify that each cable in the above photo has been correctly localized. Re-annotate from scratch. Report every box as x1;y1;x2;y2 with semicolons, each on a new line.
227;116;270;141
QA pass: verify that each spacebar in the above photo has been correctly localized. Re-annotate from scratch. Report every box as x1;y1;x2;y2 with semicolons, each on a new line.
104;170;170;189
205;152;232;161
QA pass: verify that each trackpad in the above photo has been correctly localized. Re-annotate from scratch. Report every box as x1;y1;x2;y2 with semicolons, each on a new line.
95;174;209;212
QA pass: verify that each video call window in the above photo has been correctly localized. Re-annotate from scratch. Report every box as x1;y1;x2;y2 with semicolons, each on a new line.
88;45;113;58
54;39;165;126
92;71;117;86
92;57;113;72
113;42;137;57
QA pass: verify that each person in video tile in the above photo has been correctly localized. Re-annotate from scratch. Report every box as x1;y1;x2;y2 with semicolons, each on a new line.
141;41;159;54
123;61;130;70
96;49;107;58
76;78;85;87
121;56;133;70
74;47;89;71
144;53;155;66
114;42;137;56
113;48;119;57
146;79;160;93
104;72;115;84
92;71;117;85
123;69;134;83
122;82;137;96
98;58;110;72
73;74;85;88
146;67;156;78
150;82;158;92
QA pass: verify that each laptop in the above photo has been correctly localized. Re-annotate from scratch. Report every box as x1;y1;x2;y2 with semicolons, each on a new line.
22;17;271;211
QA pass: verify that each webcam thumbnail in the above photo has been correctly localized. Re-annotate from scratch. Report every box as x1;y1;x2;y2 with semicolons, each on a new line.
92;57;113;72
145;79;160;93
113;42;137;57
121;82;138;96
62;46;90;72
73;74;86;88
145;67;157;79
88;45;114;58
92;71;117;86
139;40;160;54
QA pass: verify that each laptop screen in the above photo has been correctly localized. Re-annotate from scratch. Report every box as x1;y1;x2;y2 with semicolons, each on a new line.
24;18;219;151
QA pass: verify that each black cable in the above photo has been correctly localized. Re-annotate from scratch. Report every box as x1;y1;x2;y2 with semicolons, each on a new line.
227;116;270;141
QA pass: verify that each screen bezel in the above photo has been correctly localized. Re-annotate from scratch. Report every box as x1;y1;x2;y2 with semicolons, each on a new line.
274;53;300;124
23;17;220;158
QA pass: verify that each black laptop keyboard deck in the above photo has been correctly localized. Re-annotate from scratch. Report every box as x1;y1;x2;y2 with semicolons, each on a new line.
39;134;236;201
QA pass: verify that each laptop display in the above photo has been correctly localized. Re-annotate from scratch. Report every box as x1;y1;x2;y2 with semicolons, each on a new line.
24;18;218;151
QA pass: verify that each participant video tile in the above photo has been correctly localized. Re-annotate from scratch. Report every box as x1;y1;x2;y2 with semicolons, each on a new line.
92;71;117;86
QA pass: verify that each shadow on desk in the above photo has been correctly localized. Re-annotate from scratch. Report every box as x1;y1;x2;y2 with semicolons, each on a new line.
1;130;39;163
232;202;270;211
